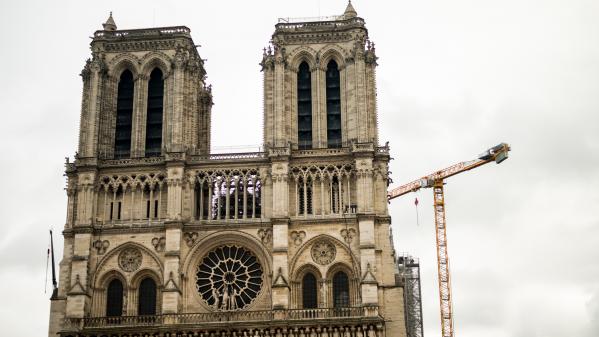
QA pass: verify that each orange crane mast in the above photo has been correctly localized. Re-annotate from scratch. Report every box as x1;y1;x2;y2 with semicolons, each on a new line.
388;143;511;337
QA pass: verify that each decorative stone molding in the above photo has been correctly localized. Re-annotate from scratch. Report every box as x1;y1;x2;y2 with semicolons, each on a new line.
98;172;166;192
340;228;356;244
184;232;199;247
272;267;289;288
257;228;272;245
151;237;166;252
67;274;86;295
311;240;336;265
164;271;182;294
118;247;143;272
362;262;378;284
93;239;110;255
290;230;306;246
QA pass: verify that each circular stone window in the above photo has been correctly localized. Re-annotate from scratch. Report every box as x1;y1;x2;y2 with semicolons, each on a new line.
196;245;263;311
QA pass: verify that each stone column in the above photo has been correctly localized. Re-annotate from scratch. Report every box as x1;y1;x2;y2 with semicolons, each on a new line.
357;214;378;306
170;49;186;152
65;231;92;318
131;74;148;158
314;65;326;148
354;55;368;143
162;163;184;313
274;52;286;148
162;222;182;313
262;55;275;147
165;164;184;220
353;152;378;306
270;155;290;309
272;218;290;309
79;55;106;158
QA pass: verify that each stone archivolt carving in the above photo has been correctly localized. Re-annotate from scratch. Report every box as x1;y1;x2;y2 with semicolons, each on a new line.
151;237;166;252
93;239;110;255
290;230;306;246
184;232;199;247
311;240;336;265
257;228;272;244
195;245;263;311
290;163;354;182
340;228;356;244
118;247;143;272
98;172;166;192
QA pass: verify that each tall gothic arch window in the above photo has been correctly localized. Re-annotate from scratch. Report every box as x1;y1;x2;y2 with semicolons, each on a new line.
115;70;134;158
138;277;157;315
145;68;164;157
302;273;318;309
106;279;124;317
332;271;350;308
326;60;342;148
298;177;313;216
297;62;312;149
331;176;341;214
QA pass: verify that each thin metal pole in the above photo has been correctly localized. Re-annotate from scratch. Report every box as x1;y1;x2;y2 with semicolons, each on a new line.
50;229;58;297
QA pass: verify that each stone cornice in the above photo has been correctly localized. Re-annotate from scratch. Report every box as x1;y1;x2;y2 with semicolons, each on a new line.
288;215;358;226
66;223;166;236
356;213;376;222
164;220;183;229
184;219;269;231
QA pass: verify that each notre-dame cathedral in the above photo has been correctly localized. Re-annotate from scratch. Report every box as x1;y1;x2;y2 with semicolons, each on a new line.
48;3;423;337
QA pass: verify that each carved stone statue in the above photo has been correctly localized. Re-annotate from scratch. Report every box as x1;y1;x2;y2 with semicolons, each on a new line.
212;288;220;310
221;287;230;310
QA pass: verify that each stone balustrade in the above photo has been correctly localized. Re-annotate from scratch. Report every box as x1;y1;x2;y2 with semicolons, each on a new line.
63;306;380;331
93;26;191;39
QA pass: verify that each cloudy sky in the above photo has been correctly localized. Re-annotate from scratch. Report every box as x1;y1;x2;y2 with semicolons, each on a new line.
0;0;597;336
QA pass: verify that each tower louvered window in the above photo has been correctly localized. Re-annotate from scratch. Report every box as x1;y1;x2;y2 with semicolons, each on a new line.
326;60;342;148
115;70;134;158
138;278;157;315
297;62;313;149
333;271;350;308
145;68;164;157
106;279;124;317
302;273;318;309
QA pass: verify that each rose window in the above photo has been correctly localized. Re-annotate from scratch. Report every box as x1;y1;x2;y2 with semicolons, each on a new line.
196;245;263;311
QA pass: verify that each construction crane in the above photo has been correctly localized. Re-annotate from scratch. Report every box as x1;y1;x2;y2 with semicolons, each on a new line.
388;143;511;337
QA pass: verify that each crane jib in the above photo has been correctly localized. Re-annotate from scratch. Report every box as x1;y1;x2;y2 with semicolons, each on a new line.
386;143;510;337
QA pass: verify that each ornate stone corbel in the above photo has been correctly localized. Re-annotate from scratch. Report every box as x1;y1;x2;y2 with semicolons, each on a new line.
290;230;306;246
184;232;199;247
340;228;356;244
151;237;166;252
257;228;272;245
93;239;110;254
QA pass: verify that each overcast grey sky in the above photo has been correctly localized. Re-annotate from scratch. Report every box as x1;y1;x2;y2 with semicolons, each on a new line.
0;0;597;336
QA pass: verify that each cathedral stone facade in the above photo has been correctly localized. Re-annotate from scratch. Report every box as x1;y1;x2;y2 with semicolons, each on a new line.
49;3;414;337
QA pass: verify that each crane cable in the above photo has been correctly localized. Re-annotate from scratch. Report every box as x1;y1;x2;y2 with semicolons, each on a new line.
414;193;420;227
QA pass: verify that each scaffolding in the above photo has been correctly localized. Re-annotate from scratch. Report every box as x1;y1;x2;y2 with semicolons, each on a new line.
398;254;424;337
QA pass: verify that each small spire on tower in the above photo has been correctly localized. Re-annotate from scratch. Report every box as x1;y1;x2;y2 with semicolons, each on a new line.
343;1;358;19
102;11;117;31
